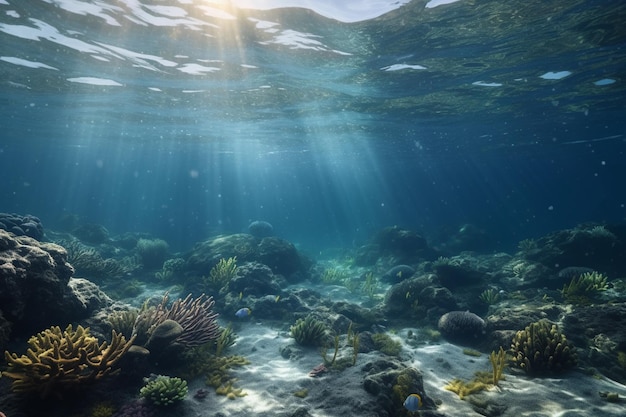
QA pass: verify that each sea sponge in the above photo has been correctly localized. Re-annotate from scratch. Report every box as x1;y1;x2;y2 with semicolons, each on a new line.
511;320;577;375
140;375;188;406
438;311;485;344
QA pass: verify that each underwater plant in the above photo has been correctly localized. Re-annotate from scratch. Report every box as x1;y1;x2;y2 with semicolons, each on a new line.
372;333;402;356
362;271;377;299
140;375;188;406
205;257;238;289
478;288;500;305
511;320;577;375
560;271;608;304
290;315;329;347
320;268;349;285
214;324;237;357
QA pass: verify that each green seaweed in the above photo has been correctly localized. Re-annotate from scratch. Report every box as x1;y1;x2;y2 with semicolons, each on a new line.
290;315;328;347
140;375;188;406
372;333;402;356
560;271;608;304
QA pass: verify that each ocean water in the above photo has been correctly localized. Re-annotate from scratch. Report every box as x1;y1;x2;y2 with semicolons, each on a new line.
1;0;625;254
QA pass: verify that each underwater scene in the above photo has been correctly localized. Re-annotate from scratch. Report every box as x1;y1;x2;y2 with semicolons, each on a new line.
1;0;625;416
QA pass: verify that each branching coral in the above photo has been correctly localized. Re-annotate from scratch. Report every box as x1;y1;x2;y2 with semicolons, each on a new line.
511;320;577;375
2;325;135;398
132;293;220;348
445;347;507;399
140;375;188;406
108;309;139;339
489;347;507;386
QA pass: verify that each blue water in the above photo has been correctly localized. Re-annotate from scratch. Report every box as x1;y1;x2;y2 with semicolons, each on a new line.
1;0;624;253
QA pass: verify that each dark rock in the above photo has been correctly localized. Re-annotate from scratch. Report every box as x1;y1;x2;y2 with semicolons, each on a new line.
228;261;281;296
434;260;484;289
330;301;383;331
257;237;302;277
383;274;457;324
187;234;258;273
362;358;437;415
353;244;380;266
375;226;428;262
72;223;110;244
523;224;626;278
381;264;415;284
0;229;86;335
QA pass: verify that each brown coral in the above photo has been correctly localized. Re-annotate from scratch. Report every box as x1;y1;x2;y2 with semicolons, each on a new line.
2;324;135;398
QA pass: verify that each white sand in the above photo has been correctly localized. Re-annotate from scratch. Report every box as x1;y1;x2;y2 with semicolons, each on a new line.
169;320;626;417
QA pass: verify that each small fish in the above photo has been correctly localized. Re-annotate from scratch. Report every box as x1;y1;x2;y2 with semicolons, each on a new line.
405;291;411;299
403;393;423;412
235;307;252;318
275;295;280;302
238;292;243;300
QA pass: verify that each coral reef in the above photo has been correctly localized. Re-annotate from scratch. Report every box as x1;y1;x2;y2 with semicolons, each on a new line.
133;293;220;349
511;320;577;375
0;213;44;240
140;375;188;406
2;324;135;398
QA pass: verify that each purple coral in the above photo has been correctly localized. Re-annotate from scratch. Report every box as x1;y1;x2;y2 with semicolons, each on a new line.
112;400;154;417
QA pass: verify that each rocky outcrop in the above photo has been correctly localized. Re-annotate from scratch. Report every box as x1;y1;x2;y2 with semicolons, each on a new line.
0;229;109;335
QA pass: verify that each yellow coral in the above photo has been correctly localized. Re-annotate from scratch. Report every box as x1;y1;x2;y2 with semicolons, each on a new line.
3;324;135;398
444;378;490;400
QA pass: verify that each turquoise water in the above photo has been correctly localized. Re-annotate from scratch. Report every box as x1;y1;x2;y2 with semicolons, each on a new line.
1;0;624;252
